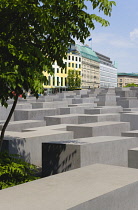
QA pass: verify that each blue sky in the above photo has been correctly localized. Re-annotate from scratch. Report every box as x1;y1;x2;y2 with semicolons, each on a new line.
76;0;138;73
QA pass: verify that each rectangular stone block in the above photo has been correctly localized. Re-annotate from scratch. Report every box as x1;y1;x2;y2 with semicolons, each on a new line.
67;121;130;138
117;99;138;108
128;147;138;169
3;126;73;166
14;108;59;121
1;164;138;210
121;112;138;130
42;136;138;176
31;101;68;109
85;106;122;115
0;120;46;132
45;113;120;126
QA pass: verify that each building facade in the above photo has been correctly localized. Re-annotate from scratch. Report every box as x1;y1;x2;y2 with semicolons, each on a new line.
118;73;138;87
43;52;82;92
43;44;117;91
95;52;117;88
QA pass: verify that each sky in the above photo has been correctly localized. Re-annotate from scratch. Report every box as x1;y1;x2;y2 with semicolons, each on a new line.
76;0;138;73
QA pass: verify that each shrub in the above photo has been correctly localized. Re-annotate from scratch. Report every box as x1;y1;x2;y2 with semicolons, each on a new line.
0;152;39;190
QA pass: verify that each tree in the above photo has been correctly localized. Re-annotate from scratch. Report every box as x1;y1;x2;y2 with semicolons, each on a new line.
125;83;138;87
0;0;116;151
67;69;81;90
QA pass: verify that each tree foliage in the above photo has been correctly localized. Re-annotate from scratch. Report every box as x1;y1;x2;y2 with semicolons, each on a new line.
0;152;39;190
0;0;116;149
0;0;116;106
125;83;138;87
67;69;81;90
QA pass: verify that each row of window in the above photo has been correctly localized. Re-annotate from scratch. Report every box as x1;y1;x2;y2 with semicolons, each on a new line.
68;55;81;62
44;76;67;87
68;63;81;68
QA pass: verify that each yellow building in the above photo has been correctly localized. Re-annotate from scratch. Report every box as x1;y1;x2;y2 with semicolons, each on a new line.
43;52;82;92
118;73;138;87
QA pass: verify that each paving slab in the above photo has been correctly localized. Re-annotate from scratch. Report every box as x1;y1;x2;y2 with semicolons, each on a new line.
1;164;138;210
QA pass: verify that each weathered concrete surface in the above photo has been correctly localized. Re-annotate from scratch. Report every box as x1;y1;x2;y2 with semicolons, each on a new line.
42;136;138;176
3;125;73;166
67;121;130;138
85;106;122;115
14;108;59;120
45;113;120;126
122;130;138;137
128;147;138;169
121;112;138;130
1;164;138;210
0;120;46;132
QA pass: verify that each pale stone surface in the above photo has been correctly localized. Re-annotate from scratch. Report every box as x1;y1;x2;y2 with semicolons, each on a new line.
1;164;138;210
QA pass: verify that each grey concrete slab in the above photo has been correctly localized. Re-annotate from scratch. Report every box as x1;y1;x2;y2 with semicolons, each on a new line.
123;108;138;112
3;125;73;166
31;101;68;109
0;105;14;121
68;103;96;108
67;121;130;138
72;98;95;104
42;136;138;176
117;99;138;108
1;164;138;210
121;112;138;130
45;114;120;126
85;106;122;114
0;120;46;132
14;108;59;121
122;130;138;137
15;103;32;109
128;147;138;169
97;95;117;106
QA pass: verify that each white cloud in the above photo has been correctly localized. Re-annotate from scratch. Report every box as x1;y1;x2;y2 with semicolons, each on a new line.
130;28;138;41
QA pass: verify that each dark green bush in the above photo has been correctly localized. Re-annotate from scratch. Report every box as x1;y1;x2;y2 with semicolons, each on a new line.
0;152;39;190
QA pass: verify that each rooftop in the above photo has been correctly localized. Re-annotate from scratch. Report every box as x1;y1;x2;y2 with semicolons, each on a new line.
118;73;138;77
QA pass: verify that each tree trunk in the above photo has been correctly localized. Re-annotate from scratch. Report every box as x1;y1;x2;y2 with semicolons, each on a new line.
0;95;18;152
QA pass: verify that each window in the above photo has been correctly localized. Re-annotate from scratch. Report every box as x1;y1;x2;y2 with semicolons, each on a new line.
61;69;63;73
48;76;51;85
44;76;47;85
76;64;77;68
68;55;70;60
65;78;67;86
57;77;59;86
72;56;74;61
53;77;55;86
68;63;70;67
57;68;59;73
72;63;74;68
61;77;63;86
79;57;81;62
79;64;81;68
76;57;78;61
120;79;122;82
